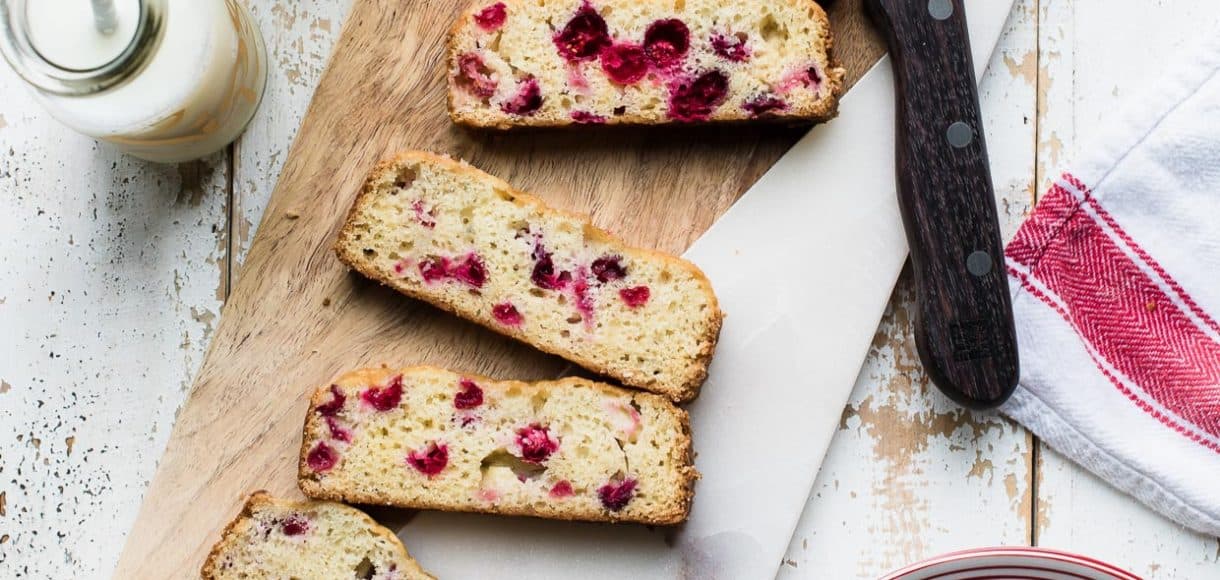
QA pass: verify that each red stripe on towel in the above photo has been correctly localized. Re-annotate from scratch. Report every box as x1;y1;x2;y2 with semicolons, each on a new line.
1004;181;1081;269
1008;265;1220;454
1007;173;1220;450
1064;173;1220;338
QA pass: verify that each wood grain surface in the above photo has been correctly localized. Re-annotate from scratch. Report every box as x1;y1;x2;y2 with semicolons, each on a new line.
112;0;886;576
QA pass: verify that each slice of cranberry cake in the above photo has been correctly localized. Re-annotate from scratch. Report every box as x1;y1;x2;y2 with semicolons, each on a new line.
298;367;698;525
335;151;722;402
447;0;844;128
201;492;433;580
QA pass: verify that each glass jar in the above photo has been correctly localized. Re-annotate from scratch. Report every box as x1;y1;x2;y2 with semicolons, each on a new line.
0;0;267;163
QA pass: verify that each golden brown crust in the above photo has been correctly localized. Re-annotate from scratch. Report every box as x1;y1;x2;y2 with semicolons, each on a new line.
446;0;845;129
334;151;724;402
200;491;266;579
297;365;700;525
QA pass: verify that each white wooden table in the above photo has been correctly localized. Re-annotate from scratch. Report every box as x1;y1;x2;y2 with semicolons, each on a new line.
2;1;1218;577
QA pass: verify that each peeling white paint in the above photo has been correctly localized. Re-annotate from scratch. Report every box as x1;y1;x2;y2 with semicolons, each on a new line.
0;1;349;577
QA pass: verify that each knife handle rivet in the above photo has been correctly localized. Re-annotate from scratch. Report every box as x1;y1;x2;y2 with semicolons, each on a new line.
928;0;953;20
947;121;973;148
967;251;993;277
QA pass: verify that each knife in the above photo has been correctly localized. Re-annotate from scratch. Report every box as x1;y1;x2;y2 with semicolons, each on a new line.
865;0;1020;409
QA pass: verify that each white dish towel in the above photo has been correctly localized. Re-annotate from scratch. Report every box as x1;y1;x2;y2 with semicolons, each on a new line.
1002;31;1220;536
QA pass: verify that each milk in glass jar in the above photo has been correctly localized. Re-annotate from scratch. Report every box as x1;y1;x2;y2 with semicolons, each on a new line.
0;0;267;163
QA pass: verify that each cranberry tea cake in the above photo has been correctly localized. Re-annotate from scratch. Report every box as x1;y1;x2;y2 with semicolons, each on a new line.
447;0;844;128
334;151;722;402
298;367;698;525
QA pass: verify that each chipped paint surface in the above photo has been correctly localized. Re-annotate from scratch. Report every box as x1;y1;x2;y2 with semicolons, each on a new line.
233;0;353;274
781;280;1033;578
0;66;228;577
0;1;348;577
2;0;1218;578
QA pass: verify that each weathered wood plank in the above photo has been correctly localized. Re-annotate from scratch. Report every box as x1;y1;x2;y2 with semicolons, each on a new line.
0;71;230;576
234;0;353;274
779;2;1038;577
1034;0;1220;576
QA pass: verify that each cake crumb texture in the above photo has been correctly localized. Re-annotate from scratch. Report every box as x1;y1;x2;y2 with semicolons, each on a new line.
334;151;723;402
448;0;844;127
298;366;698;525
201;492;433;579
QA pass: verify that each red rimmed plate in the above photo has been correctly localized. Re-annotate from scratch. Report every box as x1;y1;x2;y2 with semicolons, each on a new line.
880;547;1142;580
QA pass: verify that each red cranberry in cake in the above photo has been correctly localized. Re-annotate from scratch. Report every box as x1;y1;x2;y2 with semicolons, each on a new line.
315;385;346;417
805;64;823;89
777;63;826;95
501;77;543;116
492;302;523;326
619;286;651;308
600;43;649;85
325;417;352;443
711;32;751;62
591;255;626;283
451;253;488;287
571;111;607;124
571;273;595;324
307;442;338;472
668;70;729;122
419;257;449;283
644;19;690;69
280;515;309;536
456;53;498;98
605;398;643;442
411;199;436;229
361;375;404;411
554;5;610;62
454;379;485;409
515;423;559;463
407;441;449;477
567;65;591;93
549;480;575;498
474;2;507;31
419;253;487;287
743;93;789;117
530;245;571;290
598;477;637;511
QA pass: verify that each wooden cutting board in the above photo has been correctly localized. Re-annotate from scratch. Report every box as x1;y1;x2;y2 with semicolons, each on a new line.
115;0;885;576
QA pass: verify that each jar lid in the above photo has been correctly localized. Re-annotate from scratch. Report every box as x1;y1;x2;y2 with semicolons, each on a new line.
0;0;165;96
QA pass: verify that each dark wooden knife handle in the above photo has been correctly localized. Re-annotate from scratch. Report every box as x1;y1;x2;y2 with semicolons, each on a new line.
865;0;1019;408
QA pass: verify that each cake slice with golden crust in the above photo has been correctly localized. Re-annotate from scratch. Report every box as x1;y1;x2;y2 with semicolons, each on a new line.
335;151;723;402
448;0;844;128
298;366;698;525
